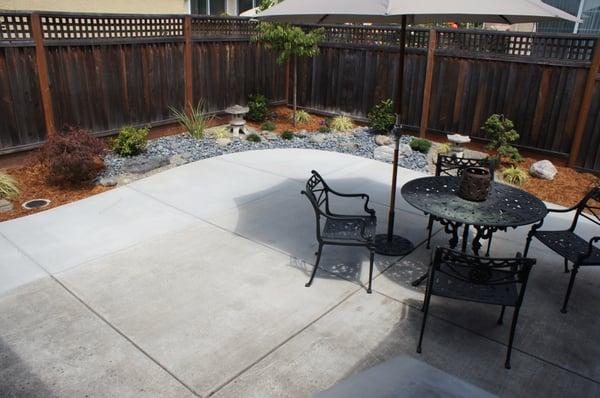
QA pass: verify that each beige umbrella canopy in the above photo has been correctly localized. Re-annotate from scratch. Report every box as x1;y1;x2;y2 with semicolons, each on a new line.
257;0;578;256
258;0;580;24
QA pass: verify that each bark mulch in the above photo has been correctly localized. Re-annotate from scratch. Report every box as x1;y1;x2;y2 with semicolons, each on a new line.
0;161;109;222
520;158;599;209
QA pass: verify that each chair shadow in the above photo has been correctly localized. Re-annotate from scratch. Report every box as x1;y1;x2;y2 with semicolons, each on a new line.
231;175;426;289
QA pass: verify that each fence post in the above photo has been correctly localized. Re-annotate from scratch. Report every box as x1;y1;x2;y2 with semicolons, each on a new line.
184;15;193;115
30;13;56;138
419;29;437;138
568;39;600;168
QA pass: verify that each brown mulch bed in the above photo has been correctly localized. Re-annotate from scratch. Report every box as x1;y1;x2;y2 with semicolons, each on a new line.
519;158;599;209
0;161;110;222
247;106;328;133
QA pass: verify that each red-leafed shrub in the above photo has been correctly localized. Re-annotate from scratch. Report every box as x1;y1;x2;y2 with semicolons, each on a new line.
38;126;105;186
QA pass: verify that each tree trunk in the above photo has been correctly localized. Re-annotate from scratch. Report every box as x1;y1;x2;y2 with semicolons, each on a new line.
293;54;298;128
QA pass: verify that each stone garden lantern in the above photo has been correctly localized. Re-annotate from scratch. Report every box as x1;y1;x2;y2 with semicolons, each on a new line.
447;134;471;158
225;105;250;137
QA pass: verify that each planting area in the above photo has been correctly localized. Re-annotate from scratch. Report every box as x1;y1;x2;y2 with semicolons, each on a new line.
0;106;597;223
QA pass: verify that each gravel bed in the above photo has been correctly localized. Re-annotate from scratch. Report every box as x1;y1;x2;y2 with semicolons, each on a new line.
101;128;428;179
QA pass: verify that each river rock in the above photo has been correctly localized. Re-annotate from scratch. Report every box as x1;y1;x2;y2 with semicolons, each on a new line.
309;134;326;144
374;145;394;162
0;199;13;213
97;176;118;187
375;135;392;146
216;138;232;147
530;160;558;180
398;143;413;157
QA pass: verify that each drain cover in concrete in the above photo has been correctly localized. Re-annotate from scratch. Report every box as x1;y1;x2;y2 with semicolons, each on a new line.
22;199;51;210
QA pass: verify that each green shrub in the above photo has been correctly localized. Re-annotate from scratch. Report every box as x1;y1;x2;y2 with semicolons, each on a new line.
210;127;230;139
502;167;529;185
368;99;396;134
248;94;269;122
410;138;432;154
292;110;311;125
482;114;522;163
0;171;19;200
498;144;523;163
261;121;276;131
318;126;331;133
281;131;294;140
38;126;105;186
112;126;149;156
170;100;212;140
247;133;262;143
330;115;354;132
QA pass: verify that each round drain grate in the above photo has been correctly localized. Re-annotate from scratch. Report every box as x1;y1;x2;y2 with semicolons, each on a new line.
22;199;51;210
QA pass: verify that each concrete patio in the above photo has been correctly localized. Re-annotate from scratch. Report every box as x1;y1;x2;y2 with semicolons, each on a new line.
0;149;598;397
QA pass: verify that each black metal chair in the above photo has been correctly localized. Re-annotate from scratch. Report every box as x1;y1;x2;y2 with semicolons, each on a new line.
301;170;377;293
427;154;496;253
417;247;534;369
524;187;600;313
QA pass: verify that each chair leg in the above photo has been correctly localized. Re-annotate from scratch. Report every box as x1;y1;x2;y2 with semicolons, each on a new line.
564;258;570;274
306;243;323;288
523;233;534;257
367;249;375;294
486;236;493;257
505;306;522;369
561;264;579;314
417;291;432;354
426;216;434;249
497;305;506;325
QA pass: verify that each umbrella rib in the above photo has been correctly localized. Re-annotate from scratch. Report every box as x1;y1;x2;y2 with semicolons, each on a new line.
500;15;513;24
317;14;329;24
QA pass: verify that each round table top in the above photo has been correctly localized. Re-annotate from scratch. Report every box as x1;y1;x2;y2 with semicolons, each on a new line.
401;176;548;228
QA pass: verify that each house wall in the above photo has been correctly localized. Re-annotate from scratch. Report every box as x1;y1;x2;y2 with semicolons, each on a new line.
0;0;187;14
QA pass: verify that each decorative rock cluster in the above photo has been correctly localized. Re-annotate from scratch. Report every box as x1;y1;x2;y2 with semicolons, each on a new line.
100;128;428;183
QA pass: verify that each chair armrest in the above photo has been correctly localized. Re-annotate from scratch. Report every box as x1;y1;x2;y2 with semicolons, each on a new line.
547;205;578;213
327;190;375;216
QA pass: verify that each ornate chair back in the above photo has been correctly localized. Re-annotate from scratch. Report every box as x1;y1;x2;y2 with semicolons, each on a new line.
436;154;496;180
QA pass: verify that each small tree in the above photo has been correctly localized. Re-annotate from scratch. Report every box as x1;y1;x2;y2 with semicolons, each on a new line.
253;23;324;126
482;114;523;163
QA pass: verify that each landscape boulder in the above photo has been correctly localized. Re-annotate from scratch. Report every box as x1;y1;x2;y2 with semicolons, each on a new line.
123;155;169;174
530;160;558;180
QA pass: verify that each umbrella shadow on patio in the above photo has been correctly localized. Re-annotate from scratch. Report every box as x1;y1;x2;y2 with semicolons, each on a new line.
226;175;433;290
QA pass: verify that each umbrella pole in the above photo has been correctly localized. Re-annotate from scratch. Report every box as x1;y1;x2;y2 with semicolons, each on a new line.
375;15;414;257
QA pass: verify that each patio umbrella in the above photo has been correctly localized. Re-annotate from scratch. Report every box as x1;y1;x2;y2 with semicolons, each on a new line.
257;0;579;256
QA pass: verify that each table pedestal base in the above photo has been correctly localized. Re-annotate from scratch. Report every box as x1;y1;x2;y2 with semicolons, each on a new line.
374;234;414;257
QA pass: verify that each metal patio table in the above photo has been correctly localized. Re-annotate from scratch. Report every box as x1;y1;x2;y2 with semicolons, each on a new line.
402;176;547;285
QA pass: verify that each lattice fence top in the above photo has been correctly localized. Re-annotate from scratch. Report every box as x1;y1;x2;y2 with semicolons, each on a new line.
191;17;255;40
0;14;32;41
40;14;184;41
437;30;597;62
0;12;596;62
306;24;429;49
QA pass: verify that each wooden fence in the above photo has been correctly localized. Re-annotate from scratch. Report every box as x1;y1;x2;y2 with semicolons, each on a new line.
0;12;286;154
0;12;599;172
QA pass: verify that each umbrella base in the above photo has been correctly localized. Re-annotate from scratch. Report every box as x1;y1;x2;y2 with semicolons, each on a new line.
374;234;414;256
